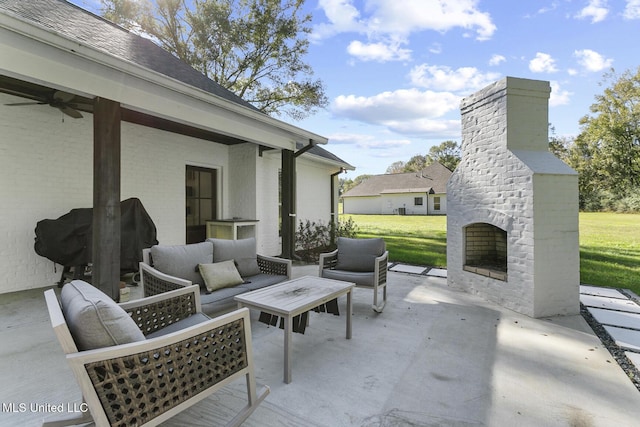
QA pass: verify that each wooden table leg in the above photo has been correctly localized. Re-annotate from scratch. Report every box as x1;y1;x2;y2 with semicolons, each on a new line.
284;314;293;383
346;290;352;339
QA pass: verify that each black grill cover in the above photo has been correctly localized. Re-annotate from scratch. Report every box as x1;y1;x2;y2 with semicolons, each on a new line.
34;198;158;272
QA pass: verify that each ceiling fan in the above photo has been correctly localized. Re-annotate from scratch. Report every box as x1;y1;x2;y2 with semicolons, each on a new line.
4;90;83;119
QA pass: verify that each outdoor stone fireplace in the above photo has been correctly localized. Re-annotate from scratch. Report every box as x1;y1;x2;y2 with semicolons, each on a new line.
447;77;580;318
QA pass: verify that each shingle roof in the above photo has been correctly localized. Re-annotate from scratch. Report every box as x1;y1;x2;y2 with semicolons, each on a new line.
0;0;258;110
343;162;452;197
295;142;354;170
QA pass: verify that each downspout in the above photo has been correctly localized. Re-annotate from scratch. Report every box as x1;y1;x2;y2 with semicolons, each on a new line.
281;140;315;259
330;168;346;245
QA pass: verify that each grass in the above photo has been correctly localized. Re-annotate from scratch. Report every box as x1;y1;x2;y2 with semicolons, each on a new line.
341;212;640;294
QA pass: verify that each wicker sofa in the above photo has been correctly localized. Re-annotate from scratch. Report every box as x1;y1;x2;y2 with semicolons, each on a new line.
140;237;291;315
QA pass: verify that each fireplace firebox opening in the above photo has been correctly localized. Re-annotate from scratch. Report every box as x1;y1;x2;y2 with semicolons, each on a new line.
463;223;507;281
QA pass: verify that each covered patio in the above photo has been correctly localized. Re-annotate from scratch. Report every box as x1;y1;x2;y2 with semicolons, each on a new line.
2;265;640;427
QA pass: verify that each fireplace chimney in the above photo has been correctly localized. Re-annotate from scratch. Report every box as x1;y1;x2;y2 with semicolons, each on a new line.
447;77;579;318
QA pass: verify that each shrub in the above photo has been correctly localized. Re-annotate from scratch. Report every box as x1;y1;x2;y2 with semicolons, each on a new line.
295;218;360;262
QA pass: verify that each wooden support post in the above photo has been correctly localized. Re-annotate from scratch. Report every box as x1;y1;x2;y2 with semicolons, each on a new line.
281;149;295;259
92;97;121;300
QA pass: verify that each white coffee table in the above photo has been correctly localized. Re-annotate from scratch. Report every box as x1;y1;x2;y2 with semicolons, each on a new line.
235;276;354;383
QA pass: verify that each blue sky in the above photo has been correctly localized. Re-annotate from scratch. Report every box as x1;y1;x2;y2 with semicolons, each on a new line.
70;0;640;178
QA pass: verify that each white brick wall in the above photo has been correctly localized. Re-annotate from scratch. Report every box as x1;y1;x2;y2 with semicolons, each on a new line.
0;96;228;293
256;151;281;256
447;77;579;318
0;93;340;293
296;156;335;225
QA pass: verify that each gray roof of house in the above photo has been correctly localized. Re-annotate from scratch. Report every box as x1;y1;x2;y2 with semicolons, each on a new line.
0;0;258;110
295;143;354;170
343;162;452;197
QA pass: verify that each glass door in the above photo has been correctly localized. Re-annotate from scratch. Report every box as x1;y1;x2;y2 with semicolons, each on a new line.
186;166;217;243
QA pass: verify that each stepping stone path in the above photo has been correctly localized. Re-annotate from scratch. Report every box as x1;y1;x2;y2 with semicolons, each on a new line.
580;285;640;376
388;263;447;278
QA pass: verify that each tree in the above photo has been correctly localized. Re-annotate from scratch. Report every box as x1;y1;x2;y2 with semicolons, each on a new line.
425;140;460;171
577;67;640;198
403;154;427;172
385;140;461;174
385;161;405;174
340;174;371;194
101;0;327;120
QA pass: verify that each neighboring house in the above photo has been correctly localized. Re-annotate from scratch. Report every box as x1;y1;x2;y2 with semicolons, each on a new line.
342;162;452;215
0;0;352;295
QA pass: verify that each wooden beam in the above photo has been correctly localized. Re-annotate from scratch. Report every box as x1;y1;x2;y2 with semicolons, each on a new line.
280;149;295;259
92;97;121;300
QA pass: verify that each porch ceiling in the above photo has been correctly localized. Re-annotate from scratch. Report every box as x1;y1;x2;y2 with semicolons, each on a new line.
0;75;249;146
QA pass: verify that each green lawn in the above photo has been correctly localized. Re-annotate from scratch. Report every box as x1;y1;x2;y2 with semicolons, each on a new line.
342;212;640;294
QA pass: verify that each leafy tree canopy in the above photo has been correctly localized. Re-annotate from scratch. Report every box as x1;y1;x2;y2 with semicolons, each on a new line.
101;0;327;120
385;140;461;174
576;67;640;197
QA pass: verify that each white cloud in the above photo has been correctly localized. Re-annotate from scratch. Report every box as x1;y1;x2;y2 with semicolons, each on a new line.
429;43;443;54
575;0;609;23
313;0;497;60
347;40;411;62
489;54;506;66
409;64;500;92
624;0;640;19
383;118;461;137
549;81;572;106
312;0;364;39
328;133;411;149
362;0;496;41
574;49;613;72
332;88;461;136
529;52;559;73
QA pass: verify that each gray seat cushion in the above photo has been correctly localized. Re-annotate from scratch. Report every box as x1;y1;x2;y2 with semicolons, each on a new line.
150;241;213;286
145;312;210;339
237;274;288;292
208;237;261;277
335;237;385;272
61;280;145;351
322;269;375;287
200;286;247;314
199;274;288;315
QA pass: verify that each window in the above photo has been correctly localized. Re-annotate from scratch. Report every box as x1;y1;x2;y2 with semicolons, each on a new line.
434;196;441;211
414;197;423;206
186;166;217;243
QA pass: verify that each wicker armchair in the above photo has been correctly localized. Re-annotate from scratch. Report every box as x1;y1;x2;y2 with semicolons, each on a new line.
319;237;388;312
43;282;269;427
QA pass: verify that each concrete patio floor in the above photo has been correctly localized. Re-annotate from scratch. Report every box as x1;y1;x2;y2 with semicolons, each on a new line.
2;265;640;426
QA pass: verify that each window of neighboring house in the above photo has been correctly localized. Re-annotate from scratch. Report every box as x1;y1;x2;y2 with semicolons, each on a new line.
434;196;441;211
414;197;424;206
186;166;217;244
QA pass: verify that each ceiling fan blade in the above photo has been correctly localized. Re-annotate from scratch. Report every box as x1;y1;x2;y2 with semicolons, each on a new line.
58;106;83;119
53;91;75;103
4;101;47;106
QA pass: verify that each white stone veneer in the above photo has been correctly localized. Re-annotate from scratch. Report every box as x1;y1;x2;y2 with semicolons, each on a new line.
447;77;580;318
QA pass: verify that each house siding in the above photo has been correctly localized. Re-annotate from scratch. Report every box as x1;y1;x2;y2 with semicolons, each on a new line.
0;100;252;293
344;194;447;215
381;193;429;215
296;156;335;226
343;196;381;215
